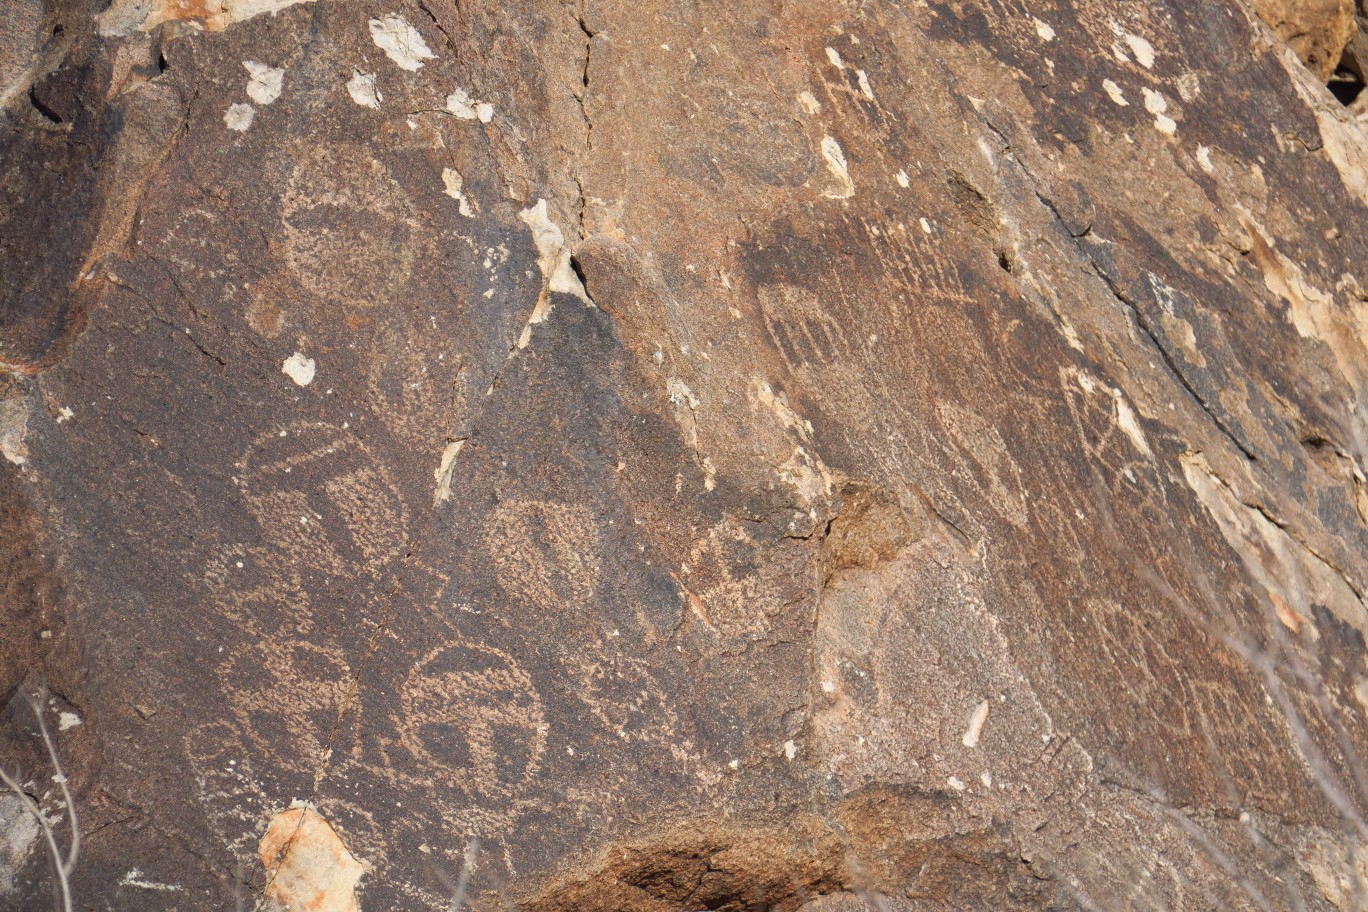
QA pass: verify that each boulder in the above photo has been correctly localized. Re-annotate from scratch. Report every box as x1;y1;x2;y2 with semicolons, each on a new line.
1250;0;1357;81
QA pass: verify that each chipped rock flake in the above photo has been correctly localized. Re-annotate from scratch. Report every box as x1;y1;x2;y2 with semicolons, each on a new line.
1142;88;1177;134
346;70;381;109
962;700;990;748
224;103;255;132
820;136;855;199
1102;79;1128;106
260;804;365;912
442;168;477;217
0;400;29;466
96;0;316;37
514;199;590;348
244;61;284;105
1034;18;1056;41
1124;32;1156;69
446;88;495;123
433;439;466;505
855;69;876;101
369;15;435;71
282;352;316;386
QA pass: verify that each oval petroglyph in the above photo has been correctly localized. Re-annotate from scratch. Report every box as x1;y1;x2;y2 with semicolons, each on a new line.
280;143;423;311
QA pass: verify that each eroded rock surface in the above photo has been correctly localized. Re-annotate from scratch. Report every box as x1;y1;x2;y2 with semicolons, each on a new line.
4;1;1368;910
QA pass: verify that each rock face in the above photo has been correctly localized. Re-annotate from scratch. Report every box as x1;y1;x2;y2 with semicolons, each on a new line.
1250;0;1356;81
4;1;1368;910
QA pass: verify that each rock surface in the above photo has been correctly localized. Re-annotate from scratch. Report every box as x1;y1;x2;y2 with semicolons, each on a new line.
1250;0;1356;81
4;1;1368;910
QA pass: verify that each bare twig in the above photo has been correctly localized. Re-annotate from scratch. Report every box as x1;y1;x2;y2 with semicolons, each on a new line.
427;836;481;912
0;687;78;912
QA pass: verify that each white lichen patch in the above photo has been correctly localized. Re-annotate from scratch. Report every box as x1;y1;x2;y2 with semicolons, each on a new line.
243;61;284;105
442;168;477;217
820;135;854;199
259;805;365;912
1177;72;1201;102
446;87;494;122
118;870;183;892
369;15;435;71
962;700;990;748
224;103;255;132
1034;18;1056;41
1102;79;1128;106
0;794;39;896
798;90;821;114
282;352;316;387
58;711;81;731
346;70;381;108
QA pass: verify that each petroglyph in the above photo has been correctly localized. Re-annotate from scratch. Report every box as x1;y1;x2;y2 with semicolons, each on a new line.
281;143;422;310
218;620;353;772
399;640;546;800
937;401;1028;529
239;424;409;575
485;499;602;609
758;283;853;371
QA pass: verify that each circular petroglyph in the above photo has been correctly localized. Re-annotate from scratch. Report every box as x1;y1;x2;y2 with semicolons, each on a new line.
564;653;680;747
280;142;422;309
240;422;409;577
484;499;602;610
399;639;546;801
217;634;353;774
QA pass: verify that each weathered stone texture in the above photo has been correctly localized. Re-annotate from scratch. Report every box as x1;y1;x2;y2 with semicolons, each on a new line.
4;1;1368;910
